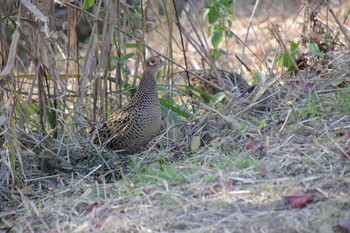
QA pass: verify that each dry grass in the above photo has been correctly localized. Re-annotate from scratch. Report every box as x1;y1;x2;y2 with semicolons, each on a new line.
1;0;350;232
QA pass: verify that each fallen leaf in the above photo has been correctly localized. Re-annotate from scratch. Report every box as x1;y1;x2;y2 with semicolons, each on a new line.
191;136;201;152
260;166;268;175
340;152;350;161
302;82;316;92
222;179;234;190
4;214;15;221
339;218;350;232
46;230;59;233
210;179;234;193
256;46;263;56
142;187;152;195
235;96;247;104
93;219;106;228
296;57;307;70
245;140;266;154
292;148;301;154
20;184;34;193
284;194;313;208
87;201;104;213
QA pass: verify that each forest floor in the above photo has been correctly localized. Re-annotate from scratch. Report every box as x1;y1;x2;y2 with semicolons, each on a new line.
1;1;350;232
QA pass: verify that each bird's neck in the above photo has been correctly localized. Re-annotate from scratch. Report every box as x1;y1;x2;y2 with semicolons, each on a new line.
138;69;158;93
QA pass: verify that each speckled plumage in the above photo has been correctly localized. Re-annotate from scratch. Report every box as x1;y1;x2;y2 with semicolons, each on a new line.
93;56;166;153
187;69;250;94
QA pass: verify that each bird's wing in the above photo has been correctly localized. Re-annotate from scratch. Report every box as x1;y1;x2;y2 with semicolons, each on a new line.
93;105;135;145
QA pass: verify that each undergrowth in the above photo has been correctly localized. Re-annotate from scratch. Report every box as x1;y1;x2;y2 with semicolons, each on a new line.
1;0;350;232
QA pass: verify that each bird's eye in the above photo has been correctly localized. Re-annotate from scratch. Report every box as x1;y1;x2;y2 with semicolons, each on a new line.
149;60;156;65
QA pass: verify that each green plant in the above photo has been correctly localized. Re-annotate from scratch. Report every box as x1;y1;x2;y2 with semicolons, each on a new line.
336;87;350;112
204;0;234;59
308;42;326;56
277;41;300;72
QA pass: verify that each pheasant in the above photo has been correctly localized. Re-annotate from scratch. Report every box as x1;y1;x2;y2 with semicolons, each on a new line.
175;69;254;102
93;56;166;153
187;69;250;95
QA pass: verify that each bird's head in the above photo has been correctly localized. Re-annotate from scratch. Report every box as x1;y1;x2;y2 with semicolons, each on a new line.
144;56;167;71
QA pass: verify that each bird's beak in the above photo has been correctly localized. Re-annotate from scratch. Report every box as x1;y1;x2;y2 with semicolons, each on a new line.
160;60;167;66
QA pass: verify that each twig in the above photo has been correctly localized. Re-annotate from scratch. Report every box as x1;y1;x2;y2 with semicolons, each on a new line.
240;0;261;71
173;0;190;84
270;23;306;82
329;8;350;44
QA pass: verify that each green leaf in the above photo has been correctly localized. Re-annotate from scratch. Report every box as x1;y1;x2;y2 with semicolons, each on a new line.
228;18;232;27
47;100;57;130
211;31;223;48
290;41;300;51
84;0;94;9
126;43;138;48
120;53;134;61
159;98;193;119
221;0;234;8
309;43;325;56
109;65;116;72
209;92;225;107
206;26;212;37
156;70;164;79
250;72;262;84
218;48;228;56
239;121;248;133
257;119;266;129
210;48;221;60
277;52;297;71
14;93;36;117
177;84;215;102
208;6;219;24
122;67;131;75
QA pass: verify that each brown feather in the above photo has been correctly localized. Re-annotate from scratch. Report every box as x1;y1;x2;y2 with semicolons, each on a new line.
93;56;166;153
